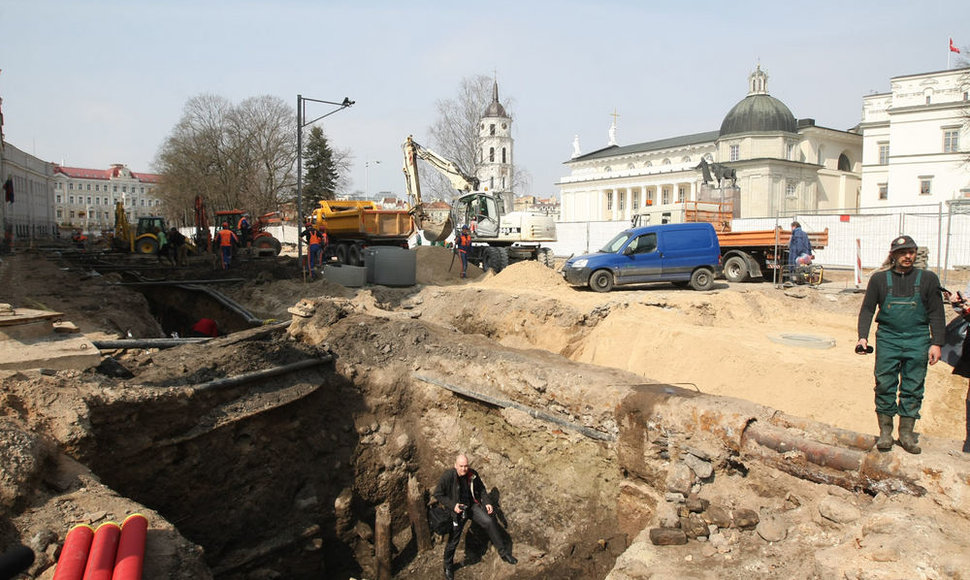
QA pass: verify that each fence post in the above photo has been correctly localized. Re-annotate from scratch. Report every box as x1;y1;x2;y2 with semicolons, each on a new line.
855;238;863;289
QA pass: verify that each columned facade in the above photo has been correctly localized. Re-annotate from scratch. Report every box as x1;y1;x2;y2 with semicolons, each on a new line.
53;163;161;231
559;66;862;222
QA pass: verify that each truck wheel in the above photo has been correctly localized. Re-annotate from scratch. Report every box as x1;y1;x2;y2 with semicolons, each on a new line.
335;244;349;265
136;237;158;255
349;244;363;266
723;256;749;283
589;270;614;293
254;236;281;256
689;268;715;291
536;247;554;268
483;247;509;273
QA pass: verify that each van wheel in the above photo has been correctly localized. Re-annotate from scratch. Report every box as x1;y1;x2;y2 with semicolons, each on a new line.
589;270;614;293
723;256;748;283
335;244;349;265
690;268;714;291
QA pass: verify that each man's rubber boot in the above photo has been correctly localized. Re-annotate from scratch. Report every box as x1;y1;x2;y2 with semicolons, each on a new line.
897;416;922;454
874;413;894;451
444;563;454;580
963;400;970;453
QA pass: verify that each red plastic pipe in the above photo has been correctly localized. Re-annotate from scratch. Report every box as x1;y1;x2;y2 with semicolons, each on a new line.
82;522;121;580
111;514;148;580
53;524;94;580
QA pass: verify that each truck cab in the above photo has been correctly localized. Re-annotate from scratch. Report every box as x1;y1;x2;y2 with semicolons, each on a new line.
562;222;721;292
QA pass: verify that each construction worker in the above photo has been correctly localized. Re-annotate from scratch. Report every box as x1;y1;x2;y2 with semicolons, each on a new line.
216;222;238;270
168;227;188;267
302;223;323;278
857;235;945;454
318;223;329;266
238;214;252;249
455;225;472;278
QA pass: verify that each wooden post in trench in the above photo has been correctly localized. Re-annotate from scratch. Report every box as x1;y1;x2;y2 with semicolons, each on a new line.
407;475;432;552
375;502;392;580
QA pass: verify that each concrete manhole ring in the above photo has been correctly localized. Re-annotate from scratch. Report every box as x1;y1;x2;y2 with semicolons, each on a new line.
768;333;836;349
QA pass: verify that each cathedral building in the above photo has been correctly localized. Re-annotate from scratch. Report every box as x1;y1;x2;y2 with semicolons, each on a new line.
558;66;863;222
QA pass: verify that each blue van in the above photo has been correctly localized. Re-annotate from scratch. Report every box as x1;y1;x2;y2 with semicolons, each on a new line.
562;222;721;292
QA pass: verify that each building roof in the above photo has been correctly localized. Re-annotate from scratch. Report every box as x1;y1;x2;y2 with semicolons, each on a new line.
719;65;797;136
54;164;160;183
719;94;797;136
482;79;508;118
568;130;720;163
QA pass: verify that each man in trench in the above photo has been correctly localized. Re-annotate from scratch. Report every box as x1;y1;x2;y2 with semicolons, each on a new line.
857;235;945;454
433;453;516;579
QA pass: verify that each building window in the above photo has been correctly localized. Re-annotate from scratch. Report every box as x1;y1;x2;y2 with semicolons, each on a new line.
618;193;625;211
94;197;100;205
944;128;960;153
56;195;62;203
787;143;795;160
730;145;739;162
786;182;797;199
920;178;932;195
86;196;92;204
606;192;613;211
662;187;671;204
502;148;506;163
69;183;74;190
878;184;888;200
632;192;639;210
678;185;687;202
113;186;118;192
69;196;75;204
878;142;889;165
70;211;75;218
489;147;495;162
489;124;495;136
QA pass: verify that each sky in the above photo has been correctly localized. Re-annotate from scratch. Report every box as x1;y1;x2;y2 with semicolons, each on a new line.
2;0;966;200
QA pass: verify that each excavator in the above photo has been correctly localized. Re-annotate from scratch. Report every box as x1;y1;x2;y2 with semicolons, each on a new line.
402;136;557;272
112;201;169;254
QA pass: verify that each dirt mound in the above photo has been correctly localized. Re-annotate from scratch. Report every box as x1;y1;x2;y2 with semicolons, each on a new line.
480;259;567;289
414;246;483;285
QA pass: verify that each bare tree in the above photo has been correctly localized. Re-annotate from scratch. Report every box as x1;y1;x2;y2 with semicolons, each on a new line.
424;75;527;199
154;94;298;221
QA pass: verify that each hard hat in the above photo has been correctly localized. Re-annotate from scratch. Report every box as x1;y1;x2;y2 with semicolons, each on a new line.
461;225;470;231
222;222;229;228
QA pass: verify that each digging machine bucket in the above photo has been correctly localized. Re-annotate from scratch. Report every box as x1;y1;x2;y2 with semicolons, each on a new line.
419;215;453;243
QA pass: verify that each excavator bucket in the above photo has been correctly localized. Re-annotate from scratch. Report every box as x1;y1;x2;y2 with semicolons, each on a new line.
417;214;453;243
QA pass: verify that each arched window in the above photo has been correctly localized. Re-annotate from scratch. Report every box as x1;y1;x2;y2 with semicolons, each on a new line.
662;158;671;165
489;147;495;162
838;153;851;172
644;161;653;167
502;148;506;163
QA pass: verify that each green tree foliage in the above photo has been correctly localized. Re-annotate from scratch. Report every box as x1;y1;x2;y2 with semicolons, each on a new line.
154;94;297;221
302;126;338;209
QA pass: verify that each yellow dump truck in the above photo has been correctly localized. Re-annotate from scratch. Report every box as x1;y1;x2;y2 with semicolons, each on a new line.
310;199;414;266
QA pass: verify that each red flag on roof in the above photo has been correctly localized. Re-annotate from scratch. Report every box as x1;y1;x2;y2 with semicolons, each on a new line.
951;38;961;54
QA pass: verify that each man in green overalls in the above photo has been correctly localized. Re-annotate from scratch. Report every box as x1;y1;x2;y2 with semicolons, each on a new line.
857;235;945;454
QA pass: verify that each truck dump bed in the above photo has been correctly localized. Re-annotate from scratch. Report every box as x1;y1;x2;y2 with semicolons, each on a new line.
314;200;414;241
718;227;828;251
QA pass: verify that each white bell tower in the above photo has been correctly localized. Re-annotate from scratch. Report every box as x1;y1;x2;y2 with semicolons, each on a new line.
477;79;513;199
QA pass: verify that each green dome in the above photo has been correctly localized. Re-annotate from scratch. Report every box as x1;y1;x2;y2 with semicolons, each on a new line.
719;93;797;136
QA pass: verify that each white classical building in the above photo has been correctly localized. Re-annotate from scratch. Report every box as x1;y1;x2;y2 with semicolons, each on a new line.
0;141;57;243
860;67;970;206
559;66;863;222
53;163;162;231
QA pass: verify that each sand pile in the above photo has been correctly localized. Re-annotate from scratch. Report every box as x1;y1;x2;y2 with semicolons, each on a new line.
414;246;484;285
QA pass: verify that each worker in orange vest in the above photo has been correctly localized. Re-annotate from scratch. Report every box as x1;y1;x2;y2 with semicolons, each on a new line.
238;214;252;249
216;222;238;270
455;225;472;278
303;224;323;278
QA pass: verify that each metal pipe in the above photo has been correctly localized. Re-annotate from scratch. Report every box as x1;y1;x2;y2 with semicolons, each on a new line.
414;374;614;441
193;357;332;392
93;338;212;349
110;278;246;286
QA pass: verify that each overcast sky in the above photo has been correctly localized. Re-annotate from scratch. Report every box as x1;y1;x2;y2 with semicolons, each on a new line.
2;1;966;199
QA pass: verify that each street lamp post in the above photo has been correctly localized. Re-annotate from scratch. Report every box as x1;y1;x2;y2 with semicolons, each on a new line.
296;94;354;268
365;160;382;199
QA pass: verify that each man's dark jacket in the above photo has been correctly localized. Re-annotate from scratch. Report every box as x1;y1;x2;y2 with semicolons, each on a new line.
433;467;492;512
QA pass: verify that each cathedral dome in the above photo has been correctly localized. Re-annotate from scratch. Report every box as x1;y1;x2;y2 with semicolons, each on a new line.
719;65;797;136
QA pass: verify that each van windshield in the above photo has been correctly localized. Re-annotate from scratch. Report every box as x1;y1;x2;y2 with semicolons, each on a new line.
599;230;633;253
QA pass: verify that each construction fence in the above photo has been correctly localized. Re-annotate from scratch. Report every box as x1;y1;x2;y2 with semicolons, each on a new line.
547;201;970;291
